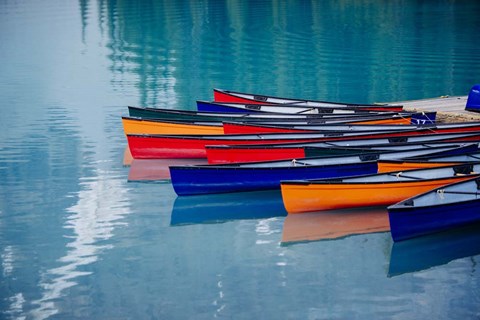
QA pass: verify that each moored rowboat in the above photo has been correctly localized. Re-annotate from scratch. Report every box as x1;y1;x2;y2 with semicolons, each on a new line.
213;88;404;112
128;105;433;125
169;145;476;196
388;177;480;241
122;115;443;136
198;100;383;114
280;163;480;213
377;152;480;173
128;130;446;159
205;132;480;164
122;116;420;136
223;118;480;136
128;106;397;122
122;117;224;135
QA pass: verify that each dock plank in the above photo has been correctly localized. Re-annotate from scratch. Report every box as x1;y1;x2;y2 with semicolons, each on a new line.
390;96;480;123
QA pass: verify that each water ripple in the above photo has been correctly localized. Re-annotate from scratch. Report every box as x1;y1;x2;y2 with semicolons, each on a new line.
30;173;131;320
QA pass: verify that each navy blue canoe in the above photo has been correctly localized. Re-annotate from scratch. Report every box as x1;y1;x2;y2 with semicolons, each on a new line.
169;144;477;196
196;100;436;125
388;176;480;242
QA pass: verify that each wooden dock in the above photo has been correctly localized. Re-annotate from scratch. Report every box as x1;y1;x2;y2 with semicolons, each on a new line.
390;95;480;123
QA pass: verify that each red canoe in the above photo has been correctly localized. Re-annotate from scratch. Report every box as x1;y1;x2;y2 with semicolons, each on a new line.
127;131;401;159
213;88;403;112
127;130;480;159
222;121;480;135
204;132;480;164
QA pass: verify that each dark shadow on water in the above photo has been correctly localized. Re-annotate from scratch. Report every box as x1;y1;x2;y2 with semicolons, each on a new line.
170;190;287;226
388;222;480;277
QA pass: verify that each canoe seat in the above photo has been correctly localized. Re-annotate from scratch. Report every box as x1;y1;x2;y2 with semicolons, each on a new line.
437;190;480;196
360;154;379;162
291;159;310;166
297;108;316;114
388;137;408;143
253;95;267;102
306;118;326;124
324;132;344;137
454;172;477;176
453;164;474;175
389;172;422;180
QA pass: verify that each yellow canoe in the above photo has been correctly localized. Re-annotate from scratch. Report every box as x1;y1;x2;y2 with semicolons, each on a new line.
122;117;224;135
281;164;480;214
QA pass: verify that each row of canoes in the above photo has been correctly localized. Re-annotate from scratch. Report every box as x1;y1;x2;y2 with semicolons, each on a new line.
123;88;480;242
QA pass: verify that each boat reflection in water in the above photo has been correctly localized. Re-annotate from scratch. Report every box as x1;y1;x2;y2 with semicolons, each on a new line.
171;190;287;225
281;206;390;245
388;222;480;277
123;146;134;166
128;158;208;182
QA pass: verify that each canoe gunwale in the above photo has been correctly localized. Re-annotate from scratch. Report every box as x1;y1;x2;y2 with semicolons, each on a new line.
279;162;480;186
388;176;480;210
213;89;404;108
168;160;379;171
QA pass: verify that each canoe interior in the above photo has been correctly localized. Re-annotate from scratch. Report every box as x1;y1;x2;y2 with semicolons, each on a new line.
192;146;477;169
286;162;480;184
213;88;404;109
391;177;480;208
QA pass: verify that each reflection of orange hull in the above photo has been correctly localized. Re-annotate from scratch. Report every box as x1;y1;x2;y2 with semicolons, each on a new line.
377;160;461;173
128;159;208;181
122;117;224;135
281;207;390;244
123;146;134;166
281;176;475;213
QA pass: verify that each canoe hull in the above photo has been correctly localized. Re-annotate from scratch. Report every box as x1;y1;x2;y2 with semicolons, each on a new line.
127;134;357;159
199;100;410;117
281;176;476;214
223;120;480;135
206;146;306;164
126;131;422;159
213;89;404;112
170;162;378;196
389;198;480;242
121;117;224;135
206;138;479;164
222;119;412;134
377;160;462;173
128;106;386;122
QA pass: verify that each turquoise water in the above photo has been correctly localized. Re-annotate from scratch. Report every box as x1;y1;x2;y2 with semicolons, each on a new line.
1;0;480;319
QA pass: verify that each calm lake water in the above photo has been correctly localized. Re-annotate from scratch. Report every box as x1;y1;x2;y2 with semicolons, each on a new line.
1;1;480;319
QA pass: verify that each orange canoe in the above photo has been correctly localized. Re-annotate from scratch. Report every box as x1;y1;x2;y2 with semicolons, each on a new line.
281;164;480;213
121;116;224;135
377;151;480;173
377;160;462;173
